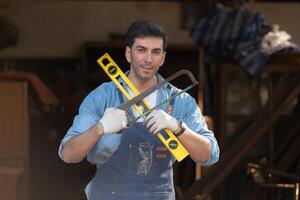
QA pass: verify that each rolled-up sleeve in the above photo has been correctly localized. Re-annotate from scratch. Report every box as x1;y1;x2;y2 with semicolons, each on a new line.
182;96;220;166
58;83;123;165
58;89;104;162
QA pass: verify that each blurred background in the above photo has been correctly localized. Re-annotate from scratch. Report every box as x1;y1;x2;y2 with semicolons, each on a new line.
0;0;299;200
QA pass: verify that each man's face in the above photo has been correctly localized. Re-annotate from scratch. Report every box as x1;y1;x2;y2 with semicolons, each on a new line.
126;36;166;82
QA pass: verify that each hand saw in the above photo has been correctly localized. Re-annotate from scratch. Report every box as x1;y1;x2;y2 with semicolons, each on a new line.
117;70;199;126
97;53;198;162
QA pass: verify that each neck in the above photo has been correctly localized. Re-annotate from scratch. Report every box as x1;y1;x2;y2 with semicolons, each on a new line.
128;73;158;92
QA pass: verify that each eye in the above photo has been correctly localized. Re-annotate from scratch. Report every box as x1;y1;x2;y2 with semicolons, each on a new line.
137;47;145;53
153;49;162;55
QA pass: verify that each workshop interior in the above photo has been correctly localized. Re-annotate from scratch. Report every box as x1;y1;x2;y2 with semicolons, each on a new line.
0;0;299;199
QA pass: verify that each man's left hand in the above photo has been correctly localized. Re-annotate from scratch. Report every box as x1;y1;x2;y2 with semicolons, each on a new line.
144;109;179;135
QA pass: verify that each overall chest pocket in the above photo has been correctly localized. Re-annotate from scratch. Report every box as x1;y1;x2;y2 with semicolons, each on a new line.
128;143;154;176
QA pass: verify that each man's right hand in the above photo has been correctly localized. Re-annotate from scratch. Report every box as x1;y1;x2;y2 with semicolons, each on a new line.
98;108;128;134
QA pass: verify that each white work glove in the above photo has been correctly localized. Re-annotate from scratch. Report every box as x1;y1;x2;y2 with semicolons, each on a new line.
98;108;128;134
144;109;179;135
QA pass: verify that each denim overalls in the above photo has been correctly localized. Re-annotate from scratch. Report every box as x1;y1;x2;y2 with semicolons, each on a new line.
87;91;176;200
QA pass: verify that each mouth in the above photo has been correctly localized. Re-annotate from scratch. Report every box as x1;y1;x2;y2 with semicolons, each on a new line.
141;66;153;73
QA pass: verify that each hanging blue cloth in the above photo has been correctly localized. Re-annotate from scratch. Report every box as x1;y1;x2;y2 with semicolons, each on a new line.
190;3;300;76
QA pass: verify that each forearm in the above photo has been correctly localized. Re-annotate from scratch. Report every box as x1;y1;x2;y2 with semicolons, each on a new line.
177;126;212;163
61;122;104;163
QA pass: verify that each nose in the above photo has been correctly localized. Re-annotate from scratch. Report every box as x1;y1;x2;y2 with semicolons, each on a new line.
144;52;153;64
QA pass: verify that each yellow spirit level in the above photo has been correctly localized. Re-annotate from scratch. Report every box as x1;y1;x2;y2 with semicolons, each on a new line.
97;53;189;162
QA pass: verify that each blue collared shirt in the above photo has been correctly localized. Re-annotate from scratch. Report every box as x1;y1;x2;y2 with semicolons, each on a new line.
58;74;219;167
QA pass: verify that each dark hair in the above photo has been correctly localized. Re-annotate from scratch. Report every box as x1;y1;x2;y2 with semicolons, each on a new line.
126;20;168;51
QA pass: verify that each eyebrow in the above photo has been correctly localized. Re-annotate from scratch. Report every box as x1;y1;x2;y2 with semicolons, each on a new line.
135;45;163;51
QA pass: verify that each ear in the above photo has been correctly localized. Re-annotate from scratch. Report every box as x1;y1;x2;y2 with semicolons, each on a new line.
125;46;131;63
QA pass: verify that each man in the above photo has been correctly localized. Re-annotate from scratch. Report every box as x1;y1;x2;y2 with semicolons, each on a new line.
59;20;219;200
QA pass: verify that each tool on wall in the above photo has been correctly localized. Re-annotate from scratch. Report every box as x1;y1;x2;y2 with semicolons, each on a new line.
97;53;198;162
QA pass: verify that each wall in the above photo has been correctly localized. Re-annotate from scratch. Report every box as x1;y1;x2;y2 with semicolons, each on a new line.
0;0;300;58
0;0;190;58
